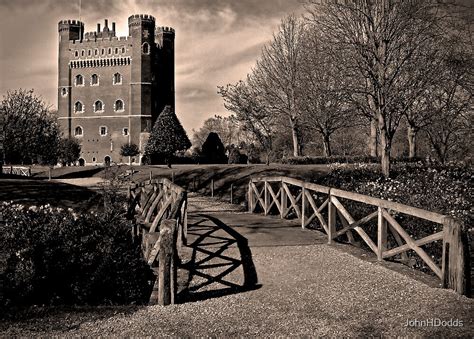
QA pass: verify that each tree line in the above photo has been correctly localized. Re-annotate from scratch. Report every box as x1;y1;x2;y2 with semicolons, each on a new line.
217;0;472;176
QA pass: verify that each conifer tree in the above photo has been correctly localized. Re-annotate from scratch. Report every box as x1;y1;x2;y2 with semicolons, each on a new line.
143;106;191;167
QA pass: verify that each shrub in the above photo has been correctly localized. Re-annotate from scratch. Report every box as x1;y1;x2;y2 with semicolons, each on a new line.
282;155;379;165
228;148;248;164
0;202;154;307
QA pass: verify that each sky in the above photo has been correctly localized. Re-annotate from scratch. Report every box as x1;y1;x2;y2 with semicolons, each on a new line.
0;0;304;134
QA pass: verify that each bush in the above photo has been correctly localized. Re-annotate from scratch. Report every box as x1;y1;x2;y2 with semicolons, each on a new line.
228;148;248;164
282;155;380;165
0;202;154;307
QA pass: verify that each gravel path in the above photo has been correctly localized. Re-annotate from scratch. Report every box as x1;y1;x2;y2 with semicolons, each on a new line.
1;194;472;337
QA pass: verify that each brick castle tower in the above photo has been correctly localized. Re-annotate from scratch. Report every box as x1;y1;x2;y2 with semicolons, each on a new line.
57;15;175;165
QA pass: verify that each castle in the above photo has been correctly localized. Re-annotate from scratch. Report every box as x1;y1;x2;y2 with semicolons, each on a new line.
57;15;175;165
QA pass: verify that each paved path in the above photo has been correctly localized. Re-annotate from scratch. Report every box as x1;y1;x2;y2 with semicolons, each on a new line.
1;194;472;337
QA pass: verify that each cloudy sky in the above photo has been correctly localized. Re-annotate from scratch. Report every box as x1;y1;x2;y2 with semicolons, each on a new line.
0;0;303;134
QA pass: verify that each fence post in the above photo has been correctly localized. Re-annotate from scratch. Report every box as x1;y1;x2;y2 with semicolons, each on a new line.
156;219;177;306
211;179;214;197
301;186;306;229
442;217;469;295
149;170;152;182
280;180;287;219
264;181;268;215
10;165;13;175
377;206;387;261
328;192;336;244
230;183;233;204
172;171;175;183
248;180;254;212
193;177;196;192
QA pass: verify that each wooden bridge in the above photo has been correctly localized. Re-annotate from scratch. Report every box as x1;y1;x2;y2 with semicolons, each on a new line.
128;176;470;307
1;165;31;177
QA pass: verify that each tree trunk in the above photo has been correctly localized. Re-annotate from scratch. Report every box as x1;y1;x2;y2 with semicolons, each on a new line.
407;125;417;159
378;117;391;178
369;118;378;157
290;117;300;157
322;134;332;157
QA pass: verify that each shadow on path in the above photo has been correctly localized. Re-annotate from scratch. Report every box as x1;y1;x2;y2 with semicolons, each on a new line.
179;214;261;303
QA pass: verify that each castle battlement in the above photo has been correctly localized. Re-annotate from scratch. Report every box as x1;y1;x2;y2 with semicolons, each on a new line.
70;36;131;44
158;26;175;34
59;19;84;26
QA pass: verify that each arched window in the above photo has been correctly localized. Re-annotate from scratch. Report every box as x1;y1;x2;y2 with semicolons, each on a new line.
81;50;85;57
113;72;122;85
94;100;104;113
74;101;84;113
122;128;129;136
75;74;84;86
74;126;83;136
91;74;99;86
121;47;125;53
108;47;112;55
114;99;124;112
61;88;68;97
101;48;105;55
94;49;98;56
88;49;91;56
75;50;78;57
115;47;119;54
142;42;150;55
99;126;108;136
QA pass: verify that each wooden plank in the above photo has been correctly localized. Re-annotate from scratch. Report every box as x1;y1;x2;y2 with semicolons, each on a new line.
157;219;177;306
280;185;287;219
282;182;301;219
377;207;387;261
333;211;377;237
383;210;442;279
332;196;378;254
147;237;161;265
383;231;443;258
266;184;282;213
303;190;328;232
149;198;173;233
301;187;306;228
251;182;265;211
328;196;336;244
387;224;409;263
303;182;331;194
331;188;445;224
145;191;165;223
264;181;268;215
141;186;159;218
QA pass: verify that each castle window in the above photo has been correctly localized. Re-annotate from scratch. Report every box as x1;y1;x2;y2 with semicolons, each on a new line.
74;126;83;137
113;72;122;85
115;47;119;54
75;74;84;86
81;50;85;57
142;42;150;55
121;47;125;53
61;88;68;97
88;49;91;57
122;128;129;136
114;99;124;112
101;48;105;55
108;47;112;55
94;49;98;56
94;100;104;113
75;50;79;57
100;126;108;136
74;101;84;113
91;74;99;86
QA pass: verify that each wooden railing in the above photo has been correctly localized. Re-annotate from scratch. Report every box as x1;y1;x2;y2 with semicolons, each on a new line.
248;176;469;296
128;178;188;305
1;166;31;176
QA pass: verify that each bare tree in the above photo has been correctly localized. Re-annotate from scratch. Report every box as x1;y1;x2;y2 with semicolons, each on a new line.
191;115;243;149
307;0;452;176
218;79;277;165
252;14;306;157
299;27;358;156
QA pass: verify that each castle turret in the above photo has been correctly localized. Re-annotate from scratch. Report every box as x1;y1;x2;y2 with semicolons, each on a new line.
156;26;175;113
128;14;155;134
58;20;84;137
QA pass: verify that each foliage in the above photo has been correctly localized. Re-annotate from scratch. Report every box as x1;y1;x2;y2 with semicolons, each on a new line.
143;106;191;166
1;89;60;165
227;147;248;165
120;143;140;158
191;115;248;150
282;156;379;165
58;137;81;166
200;132;228;164
0;201;154;307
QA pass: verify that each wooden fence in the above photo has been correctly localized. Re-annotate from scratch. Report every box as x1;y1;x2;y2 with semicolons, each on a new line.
248;176;469;296
128;178;188;305
1;166;31;177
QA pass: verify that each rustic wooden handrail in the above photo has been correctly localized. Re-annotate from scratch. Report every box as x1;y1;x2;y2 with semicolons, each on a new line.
128;177;188;305
1;166;31;177
248;176;469;296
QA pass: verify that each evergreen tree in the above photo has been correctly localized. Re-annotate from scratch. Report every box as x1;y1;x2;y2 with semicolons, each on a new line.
143;106;191;167
201;132;228;164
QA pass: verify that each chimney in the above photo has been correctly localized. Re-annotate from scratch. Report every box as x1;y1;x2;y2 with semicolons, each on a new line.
104;19;108;29
112;22;116;32
97;23;101;32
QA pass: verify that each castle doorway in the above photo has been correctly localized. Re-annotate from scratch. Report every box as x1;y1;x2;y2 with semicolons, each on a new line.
104;156;111;167
78;158;85;166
